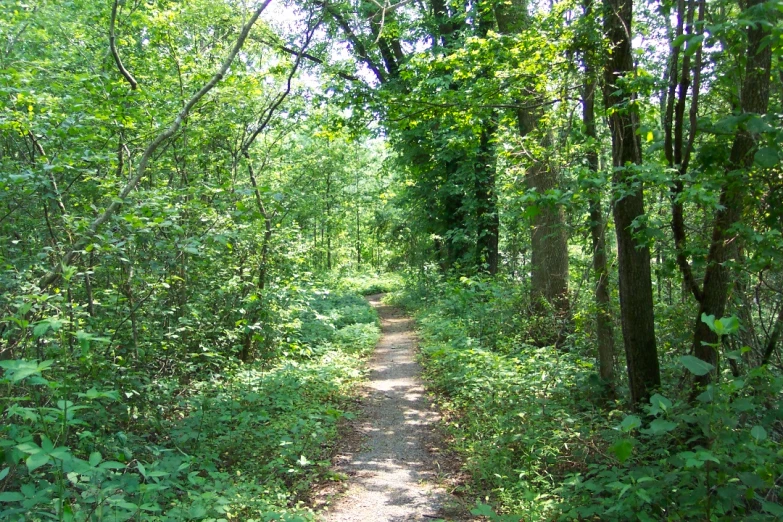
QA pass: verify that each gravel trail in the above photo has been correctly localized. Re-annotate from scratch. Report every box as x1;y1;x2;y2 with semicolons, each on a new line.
320;294;458;522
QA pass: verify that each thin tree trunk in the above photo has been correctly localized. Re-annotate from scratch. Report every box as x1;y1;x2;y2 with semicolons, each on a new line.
692;0;771;385
326;171;332;271
473;3;500;275
85;251;95;317
666;0;705;303
582;1;614;383
762;304;783;366
603;0;660;406
247;163;273;291
475;122;500;275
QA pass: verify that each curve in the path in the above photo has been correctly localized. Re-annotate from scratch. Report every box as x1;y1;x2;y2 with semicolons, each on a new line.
321;294;455;522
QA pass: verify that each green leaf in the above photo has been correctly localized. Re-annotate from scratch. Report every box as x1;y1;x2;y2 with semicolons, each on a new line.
672;34;688;48
32;319;63;338
713;114;748;133
33;322;50;338
619;415;641;432
739;472;767;488
732;397;754;412
648;393;672;415
89;452;102;467
684;34;704;56
751;425;767;442
470;503;495;517
99;461;127;470
700;313;716;332
644;418;678;435
63;503;74;522
697;450;719;464
26;451;50;472
754;147;779;168
761;501;783;517
0;359;54;382
15;442;40;454
0;492;24;502
696;386;714;403
680;355;714;376
188;504;207;518
0;467;9;480
636;488;652;503
713;315;739;336
746;115;774;134
725;350;743;361
40;435;53;453
609;438;634;463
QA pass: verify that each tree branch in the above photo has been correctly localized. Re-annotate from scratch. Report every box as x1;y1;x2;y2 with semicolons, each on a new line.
39;0;272;289
242;17;320;152
110;0;138;89
252;35;361;82
315;0;387;84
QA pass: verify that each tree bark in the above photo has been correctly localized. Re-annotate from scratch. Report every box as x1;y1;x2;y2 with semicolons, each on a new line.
497;0;569;310
603;0;660;405
582;0;614;382
665;0;705;303
692;0;771;384
110;0;138;89
326;171;332;270
474;120;500;275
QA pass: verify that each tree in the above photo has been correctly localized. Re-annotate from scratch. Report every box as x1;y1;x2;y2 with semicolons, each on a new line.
497;0;570;313
690;0;773;384
581;0;614;383
602;0;660;405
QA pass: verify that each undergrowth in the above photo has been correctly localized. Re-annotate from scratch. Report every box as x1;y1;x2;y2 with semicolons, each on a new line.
0;282;380;521
390;272;783;521
330;271;403;296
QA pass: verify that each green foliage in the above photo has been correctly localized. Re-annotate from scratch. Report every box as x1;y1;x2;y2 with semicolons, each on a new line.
2;0;782;518
0;284;380;521
332;272;403;296
562;366;783;521
397;277;783;521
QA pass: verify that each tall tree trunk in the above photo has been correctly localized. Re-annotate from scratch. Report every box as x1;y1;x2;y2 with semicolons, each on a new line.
603;0;660;405
356;189;361;267
692;0;771;384
665;0;705;303
472;0;500;276
85;251;96;317
582;2;614;382
326;171;332;270
497;0;569;312
523;130;569;313
475;122;500;275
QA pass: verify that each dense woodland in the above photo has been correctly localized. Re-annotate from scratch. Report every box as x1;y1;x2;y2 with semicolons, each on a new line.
0;0;782;519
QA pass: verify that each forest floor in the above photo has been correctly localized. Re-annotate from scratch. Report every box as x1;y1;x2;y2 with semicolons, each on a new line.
316;294;469;522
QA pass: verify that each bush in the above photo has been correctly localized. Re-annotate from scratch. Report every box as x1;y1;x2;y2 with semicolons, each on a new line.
332;272;403;296
399;276;783;521
0;283;381;521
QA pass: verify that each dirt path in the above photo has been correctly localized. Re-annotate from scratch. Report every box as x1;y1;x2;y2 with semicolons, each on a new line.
320;294;461;522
